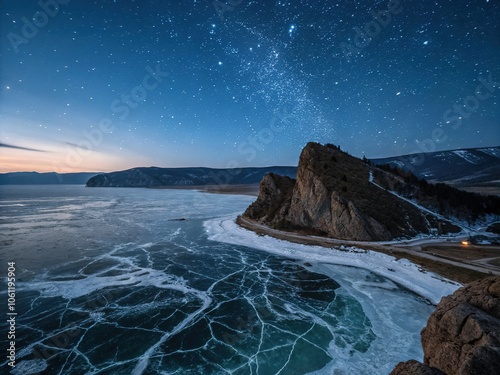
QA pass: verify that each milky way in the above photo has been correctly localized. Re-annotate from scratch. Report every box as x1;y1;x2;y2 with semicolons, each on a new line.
1;0;499;171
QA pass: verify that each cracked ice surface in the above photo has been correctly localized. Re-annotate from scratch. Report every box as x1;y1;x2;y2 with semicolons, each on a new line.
9;245;369;374
0;188;448;374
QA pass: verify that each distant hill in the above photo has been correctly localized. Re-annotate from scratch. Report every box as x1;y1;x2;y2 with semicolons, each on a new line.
85;166;297;187
0;172;98;185
371;146;500;188
243;143;499;241
5;146;498;188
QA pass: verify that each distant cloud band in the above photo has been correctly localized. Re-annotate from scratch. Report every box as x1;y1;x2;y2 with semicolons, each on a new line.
0;143;46;152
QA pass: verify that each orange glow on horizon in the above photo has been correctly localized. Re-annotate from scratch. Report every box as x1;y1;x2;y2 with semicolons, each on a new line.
461;241;470;246
0;148;139;174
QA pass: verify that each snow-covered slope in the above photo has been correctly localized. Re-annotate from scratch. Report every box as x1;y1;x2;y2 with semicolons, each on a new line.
371;146;500;186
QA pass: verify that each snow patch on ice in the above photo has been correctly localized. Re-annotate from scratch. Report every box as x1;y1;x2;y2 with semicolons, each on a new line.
11;359;47;375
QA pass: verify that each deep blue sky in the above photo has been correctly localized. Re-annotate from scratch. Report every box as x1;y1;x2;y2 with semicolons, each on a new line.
1;0;499;172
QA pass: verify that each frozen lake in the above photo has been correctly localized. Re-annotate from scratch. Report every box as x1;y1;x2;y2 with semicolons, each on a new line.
0;185;455;374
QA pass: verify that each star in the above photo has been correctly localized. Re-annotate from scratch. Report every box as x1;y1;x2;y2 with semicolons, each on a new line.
0;0;497;172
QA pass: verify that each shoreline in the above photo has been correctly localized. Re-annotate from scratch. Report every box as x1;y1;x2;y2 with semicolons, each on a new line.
204;216;461;305
147;183;499;285
150;184;260;196
236;216;500;285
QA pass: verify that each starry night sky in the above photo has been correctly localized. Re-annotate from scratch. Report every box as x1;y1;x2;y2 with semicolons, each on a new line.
1;0;499;172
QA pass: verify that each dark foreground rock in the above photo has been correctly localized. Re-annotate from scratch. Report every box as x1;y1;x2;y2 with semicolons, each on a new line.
391;360;444;375
391;276;500;375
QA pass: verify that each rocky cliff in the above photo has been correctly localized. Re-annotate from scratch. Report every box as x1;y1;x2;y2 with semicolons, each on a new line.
243;173;295;225
391;276;500;375
243;142;458;241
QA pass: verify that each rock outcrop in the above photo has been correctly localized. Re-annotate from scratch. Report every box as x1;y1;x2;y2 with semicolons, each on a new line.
244;142;458;241
391;360;444;375
243;173;295;226
391;276;500;375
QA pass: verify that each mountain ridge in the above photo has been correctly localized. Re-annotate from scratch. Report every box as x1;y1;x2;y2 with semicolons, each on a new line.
2;146;497;188
0;172;98;185
85;166;297;187
371;146;500;188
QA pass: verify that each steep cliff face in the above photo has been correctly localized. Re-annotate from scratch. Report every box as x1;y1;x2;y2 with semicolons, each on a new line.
244;142;455;241
285;144;394;240
244;173;295;226
391;276;500;375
